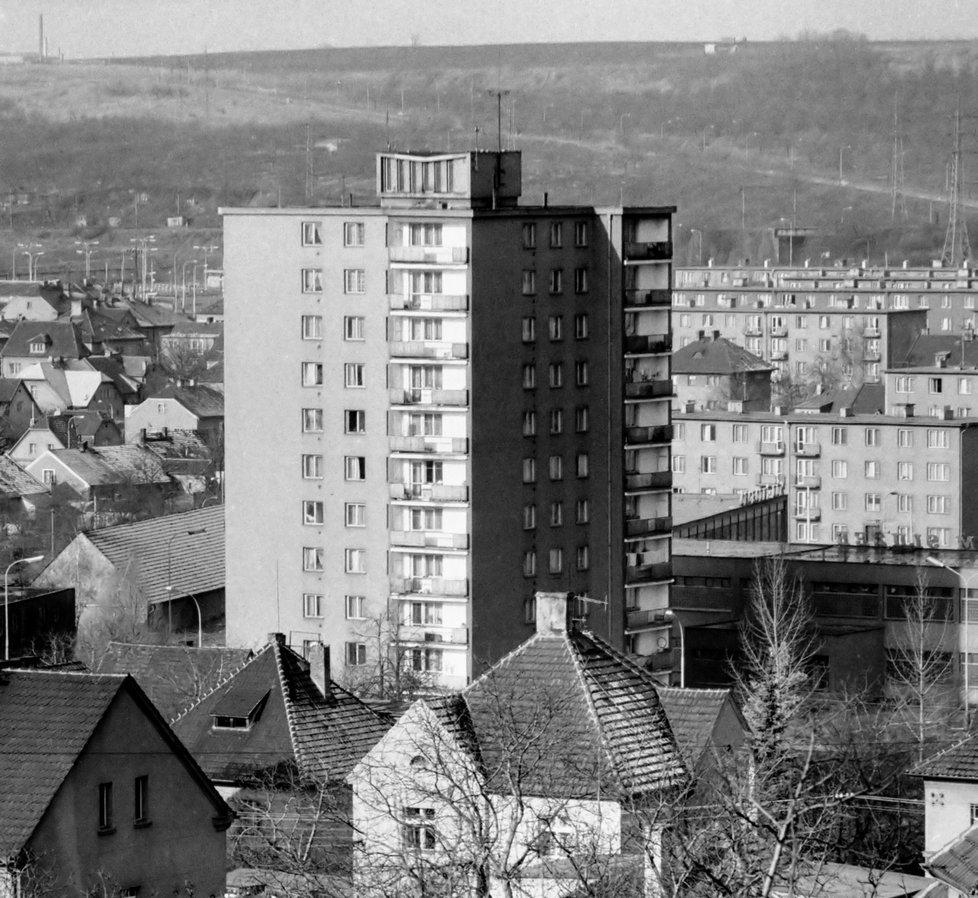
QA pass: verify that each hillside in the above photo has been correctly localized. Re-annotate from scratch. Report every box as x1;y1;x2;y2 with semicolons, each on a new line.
0;37;977;281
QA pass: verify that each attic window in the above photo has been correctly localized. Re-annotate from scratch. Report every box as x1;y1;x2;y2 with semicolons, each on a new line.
210;688;269;731
29;339;47;354
213;715;251;730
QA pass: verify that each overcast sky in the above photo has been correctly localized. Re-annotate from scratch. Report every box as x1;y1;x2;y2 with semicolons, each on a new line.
1;0;975;59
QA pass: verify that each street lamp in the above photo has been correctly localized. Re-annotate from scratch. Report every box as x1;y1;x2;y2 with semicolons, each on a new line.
75;240;99;280
927;555;977;728
4;555;44;661
192;243;218;283
165;528;208;647
663;609;686;688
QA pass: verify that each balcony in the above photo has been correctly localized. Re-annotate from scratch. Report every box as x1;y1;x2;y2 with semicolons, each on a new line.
625;608;671;631
864;326;881;338
398;625;470;646
744;325;763;336
625;424;673;446
624;334;671;355
624;561;673;585
390;531;470;550
756;473;785;487
792;507;821;521
770;350;788;360
390;388;469;407
624;289;671;308
390;435;469;454
390;341;468;361
388;246;469;264
390;293;469;312
770;325;788;337
389;577;470;597
625;471;672;492
625;380;672;400
863;350;881;362
625;515;672;537
758;441;785;455
623;240;672;261
389;483;470;502
796;475;821;489
794;442;821;457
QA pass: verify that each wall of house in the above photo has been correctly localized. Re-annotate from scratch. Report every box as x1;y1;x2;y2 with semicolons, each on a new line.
125;398;200;439
923;778;978;858
2;296;58;322
29;687;226;898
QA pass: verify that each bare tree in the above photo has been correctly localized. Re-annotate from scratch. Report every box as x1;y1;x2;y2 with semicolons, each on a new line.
342;606;428;704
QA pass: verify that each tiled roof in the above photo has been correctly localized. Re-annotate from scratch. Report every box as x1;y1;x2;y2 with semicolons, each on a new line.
793;382;884;415
122;300;187;329
70;309;145;347
97;642;253;722
47;411;119;445
32;444;170;488
168;321;223;338
0;671;122;860
926;823;978;895
152;384;224;418
172;636;392;783
0;319;87;361
443;628;687;800
672;337;773;376
86;355;141;397
656;686;738;767
0;456;47;498
911;733;978;781
81;505;224;605
0;378;26;403
898;334;978;369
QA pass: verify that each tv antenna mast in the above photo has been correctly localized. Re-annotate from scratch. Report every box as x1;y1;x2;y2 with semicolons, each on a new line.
487;89;511;152
890;97;908;222
941;102;973;267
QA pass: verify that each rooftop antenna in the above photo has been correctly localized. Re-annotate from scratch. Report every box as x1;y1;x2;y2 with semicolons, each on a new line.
488;89;510;153
941;100;973;267
890;94;908;222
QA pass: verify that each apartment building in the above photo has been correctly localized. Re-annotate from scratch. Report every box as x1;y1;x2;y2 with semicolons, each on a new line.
672;408;978;548
883;333;978;418
222;150;673;689
672;332;772;412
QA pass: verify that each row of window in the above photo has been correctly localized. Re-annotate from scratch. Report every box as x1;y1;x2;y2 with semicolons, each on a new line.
677;454;954;482
521;268;589;295
300;314;364;341
679;422;954;449
522;546;590;576
301;220;366;247
98;776;149;833
300;409;369;434
521;221;589;250
523;499;590;528
303;593;366;620
302;501;375;527
523;361;590;389
301;268;366;294
521;314;589;342
521;407;590;435
301;362;368;388
895;375;975;395
521;454;589;482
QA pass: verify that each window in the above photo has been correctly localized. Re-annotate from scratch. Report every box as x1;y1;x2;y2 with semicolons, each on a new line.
576;499;589;523
701;423;717;442
865;493;881;512
346;642;367;666
575;360;589;386
406;317;442;341
522;269;537;295
549;455;563;480
927;462;951;482
895;376;915;393
409;223;442;246
897;461;914;481
98;782;113;832
344;363;365;388
301;315;323;340
576;545;590;571
343;221;365;246
550;408;563;434
929;377;944;394
344;269;366;294
576;406;589;433
303;500;325;525
549;316;563;341
549;269;563;294
832;492;848;511
402;807;437;851
897;429;913;448
864;428;880;447
302;408;324;432
898;494;913;513
409;507;442;530
928;495;950;514
522;410;537;436
574;221;588;247
303;547;324;572
549;548;563;574
522;364;536;389
302;362;324;387
522;223;537;249
550;501;564;526
41;468;56;485
408;647;443;672
345;548;366;574
576;453;589;478
345;410;366;433
344;316;365;341
522;317;536;343
574;314;589;339
345;503;366;527
301;269;323;293
701;456;717;473
550;222;563;248
522;458;536;483
345;594;366;620
523;504;537;530
733;457;748;475
302;221;322;245
927;527;950;547
523;551;537;577
733;424;748;443
961;378;974;395
549;363;564;388
864;461;881;480
672;455;686;473
345;456;366;481
574;268;588;293
831;427;848;446
303;593;324;618
134;775;149;825
928;429;950;449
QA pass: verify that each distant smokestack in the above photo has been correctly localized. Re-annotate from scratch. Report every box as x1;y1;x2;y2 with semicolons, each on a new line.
38;14;44;60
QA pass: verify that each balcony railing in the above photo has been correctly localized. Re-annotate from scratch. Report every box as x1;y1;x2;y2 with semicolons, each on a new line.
756;473;785;487
625;515;672;537
389;483;470;502
625;608;672;631
624;424;673;445
390;531;469;550
389;577;469;597
624;380;672;399
390;293;469;312
794;442;821;457
624;334;671;354
389;341;469;360
625;471;672;492
796;475;821;489
624;562;673;585
624;289;671;308
389;388;469;407
770;350;788;360
388;246;469;264
623;241;672;261
389;435;469;454
758;441;785;455
398;625;470;646
792;507;822;521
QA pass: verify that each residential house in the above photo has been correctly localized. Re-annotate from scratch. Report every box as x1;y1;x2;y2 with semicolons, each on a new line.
0;280;64;322
7;412;122;465
32;505;223;641
0;378;41;445
0;584;75;659
72;304;147;357
172;632;392;872
136;429;215;500
121;299;187;358
86;352;144;406
672;332;773;412
0;669;232;898
0;454;48;518
349;591;688;898
23;443;174;521
655;686;748;779
126;383;224;450
161;320;223;356
18;360;125;422
0;318;88;377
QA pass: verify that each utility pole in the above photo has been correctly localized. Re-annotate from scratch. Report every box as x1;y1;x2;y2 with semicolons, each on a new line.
890;95;908;222
942;101;974;267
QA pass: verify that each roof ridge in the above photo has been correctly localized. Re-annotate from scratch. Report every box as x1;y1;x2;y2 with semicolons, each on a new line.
910;731;977;778
272;639;307;773
171;642;265;722
461;632;548;694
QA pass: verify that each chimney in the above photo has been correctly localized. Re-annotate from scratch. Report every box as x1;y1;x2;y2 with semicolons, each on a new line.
535;591;570;636
308;642;332;700
268;632;286;646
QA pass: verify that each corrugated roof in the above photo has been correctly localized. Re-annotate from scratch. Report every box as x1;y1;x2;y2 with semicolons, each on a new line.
926;823;978;894
172;637;392;783
656;686;737;767
80;505;224;605
673;336;773;376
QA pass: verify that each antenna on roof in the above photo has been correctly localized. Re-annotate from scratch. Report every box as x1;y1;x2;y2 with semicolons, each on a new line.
487;89;510;153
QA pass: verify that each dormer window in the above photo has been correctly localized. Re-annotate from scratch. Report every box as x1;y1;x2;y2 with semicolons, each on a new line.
29;339;47;354
210;688;269;732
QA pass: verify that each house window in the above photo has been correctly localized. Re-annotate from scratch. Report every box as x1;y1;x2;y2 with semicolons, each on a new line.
576;406;589;433
733;424;748;442
522;364;536;389
701;456;717;473
928;495;950;515
733;457;748;475
864;461;881;480
303;547;324;572
345;642;367;666
98;782;114;832
831;459;848;478
832;492;847;511
864;428;880;447
574;268;588;293
576;499;589;523
344;456;366;481
522;551;536;577
301;362;324;387
345;410;366;433
344;269;366;294
549;363;564;388
897;462;914;481
550;501;564;527
574;221;588;247
576;545;590;571
344;363;365;388
574;314;589;339
522;458;536;483
345;503;366;527
302;222;322;246
41;468;56;485
549;548;563;574
897;429;913;448
29;340;46;354
961;378;974;395
303;593;324;618
345;548;366;574
522;223;537;249
409;223;442;246
344;316;365;341
301;315;323;340
522;270;537;295
302;408;324;432
549;455;563;480
928;429;950;449
549;315;563;341
550;222;563;248
303;501;325;525
301;269;323;293
576;453;589;478
522;410;537;436
575;360;589;386
521;317;536;343
865;493;881;512
927;463;951;482
930;377;944;394
701;423;717;442
831;427;848;446
523;504;537;530
550;409;563;434
549;269;563;294
343;221;365;246
402;807;437;850
345;595;366;620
